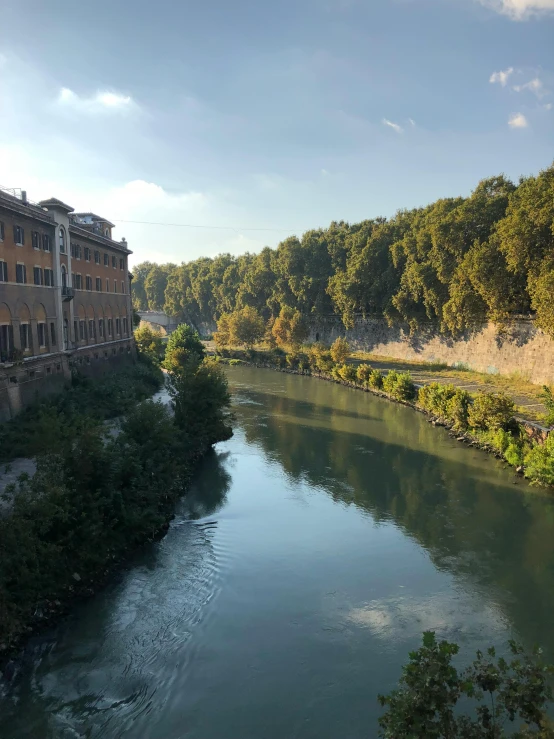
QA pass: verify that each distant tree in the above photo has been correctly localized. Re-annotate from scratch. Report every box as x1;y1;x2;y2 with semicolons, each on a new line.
214;313;232;349
163;324;205;373
145;264;175;311
131;261;155;311
134;324;165;363
330;336;350;364
272;306;308;347
228;307;265;348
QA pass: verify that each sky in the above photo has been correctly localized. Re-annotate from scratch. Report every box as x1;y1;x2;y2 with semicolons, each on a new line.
0;0;553;268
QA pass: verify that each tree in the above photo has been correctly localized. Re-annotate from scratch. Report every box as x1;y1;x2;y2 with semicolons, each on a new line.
378;632;554;738
228;307;265;348
144;264;175;311
214;313;232;349
330;336;350;364
163;324;205;373
271;306;308;347
134;324;165;363
131;261;155;311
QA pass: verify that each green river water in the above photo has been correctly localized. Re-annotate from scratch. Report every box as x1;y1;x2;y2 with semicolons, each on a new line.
2;364;554;738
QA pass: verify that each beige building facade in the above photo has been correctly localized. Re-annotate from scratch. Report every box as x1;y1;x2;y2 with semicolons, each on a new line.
0;187;135;421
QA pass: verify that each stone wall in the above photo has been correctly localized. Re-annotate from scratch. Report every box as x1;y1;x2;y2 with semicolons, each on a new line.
308;316;554;385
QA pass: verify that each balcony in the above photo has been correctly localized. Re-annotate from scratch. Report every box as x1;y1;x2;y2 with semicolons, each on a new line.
62;286;75;301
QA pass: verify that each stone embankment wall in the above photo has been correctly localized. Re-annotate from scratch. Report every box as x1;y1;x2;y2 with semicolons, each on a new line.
308;316;554;386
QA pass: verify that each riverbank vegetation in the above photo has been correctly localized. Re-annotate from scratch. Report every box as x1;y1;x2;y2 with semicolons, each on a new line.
0;331;232;655
378;632;554;738
214;321;554;488
132;163;554;339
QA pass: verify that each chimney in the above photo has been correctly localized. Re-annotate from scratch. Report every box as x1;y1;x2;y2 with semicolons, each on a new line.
21;190;28;204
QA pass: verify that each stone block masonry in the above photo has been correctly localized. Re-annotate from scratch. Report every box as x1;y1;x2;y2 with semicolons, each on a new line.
308;316;554;386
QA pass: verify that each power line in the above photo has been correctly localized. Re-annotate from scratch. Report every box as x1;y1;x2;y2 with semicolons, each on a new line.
110;218;298;233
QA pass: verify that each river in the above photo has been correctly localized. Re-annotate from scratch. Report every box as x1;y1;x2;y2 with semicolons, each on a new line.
2;364;554;738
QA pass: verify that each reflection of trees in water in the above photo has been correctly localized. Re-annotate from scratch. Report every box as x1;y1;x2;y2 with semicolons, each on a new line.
183;449;232;520
236;382;554;655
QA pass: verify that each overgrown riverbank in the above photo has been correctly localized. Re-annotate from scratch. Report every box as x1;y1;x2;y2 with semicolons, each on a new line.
0;330;232;665
215;345;554;489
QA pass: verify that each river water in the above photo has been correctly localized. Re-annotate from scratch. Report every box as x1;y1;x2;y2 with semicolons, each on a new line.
2;365;554;738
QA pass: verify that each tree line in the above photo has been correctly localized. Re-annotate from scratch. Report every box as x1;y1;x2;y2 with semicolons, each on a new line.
132;163;554;338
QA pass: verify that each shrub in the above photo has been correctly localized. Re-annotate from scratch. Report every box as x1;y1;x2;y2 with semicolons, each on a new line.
369;369;384;390
445;388;471;430
332;365;343;381
418;382;456;417
134;324;166;363
468;392;515;431
525;434;554;487
485;428;525;466
378;631;554;739
383;371;416;402
338;363;357;382
356;363;373;384
330;337;350;364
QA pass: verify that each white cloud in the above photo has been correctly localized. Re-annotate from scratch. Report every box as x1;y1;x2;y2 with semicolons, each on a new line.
508;112;528;128
57;87;136;113
489;67;514;86
545;102;553;110
382;118;403;133
321;168;329;176
513;77;545;96
408;118;416;127
479;0;554;19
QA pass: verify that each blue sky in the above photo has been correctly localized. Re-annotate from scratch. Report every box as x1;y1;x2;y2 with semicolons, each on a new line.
1;0;553;266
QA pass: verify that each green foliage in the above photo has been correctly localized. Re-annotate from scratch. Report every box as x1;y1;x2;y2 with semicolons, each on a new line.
469;392;515;431
330;336;350;364
525;434;554;487
356;363;373;384
134;323;166;363
0;363;164;464
541;386;554;428
272;306;308;347
383;371;417;402
214;312;232;348
163;323;205;372
369;369;385;389
132;164;554;340
228;306;266;348
378;632;554;739
336;363;357;382
418;383;471;430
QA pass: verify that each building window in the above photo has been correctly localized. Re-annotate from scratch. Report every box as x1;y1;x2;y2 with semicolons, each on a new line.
37;322;46;347
20;324;30;351
107;318;113;336
88;319;96;340
71;243;82;259
86;275;92;291
96;277;102;291
115;318;120;334
79;320;85;341
104;253;109;266
112;255;117;269
44;268;54;286
16;263;27;284
0;221;4;241
13;225;25;245
50;322;56;346
59;227;66;254
119;258;124;270
114;280;117;293
33;266;44;286
73;320;78;342
98;318;104;337
106;278;110;292
42;233;51;252
121;281;125;294
0;324;14;361
84;246;91;262
94;250;100;264
123;317;128;336
0;261;7;282
32;231;40;249
74;273;83;289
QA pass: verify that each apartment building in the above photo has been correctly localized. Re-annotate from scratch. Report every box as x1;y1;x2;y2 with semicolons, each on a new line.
0;187;135;420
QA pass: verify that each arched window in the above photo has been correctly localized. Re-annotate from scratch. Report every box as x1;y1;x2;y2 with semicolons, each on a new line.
61;264;67;288
59;227;66;254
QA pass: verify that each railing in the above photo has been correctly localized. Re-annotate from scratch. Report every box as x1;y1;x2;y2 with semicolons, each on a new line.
61;286;75;301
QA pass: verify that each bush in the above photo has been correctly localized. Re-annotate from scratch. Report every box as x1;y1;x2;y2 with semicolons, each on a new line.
418;383;471;430
330;337;350;364
337;363;357;382
383;371;416;402
356;363;373;384
485;428;525;467
446;388;471;430
468;392;515;431
525;434;554;487
134;324;166;363
541;386;554;428
378;631;554;739
369;369;384;390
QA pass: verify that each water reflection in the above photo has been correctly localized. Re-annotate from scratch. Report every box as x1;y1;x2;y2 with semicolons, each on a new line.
229;367;554;658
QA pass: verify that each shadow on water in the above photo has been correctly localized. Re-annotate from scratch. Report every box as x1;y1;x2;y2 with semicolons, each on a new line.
230;368;554;660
